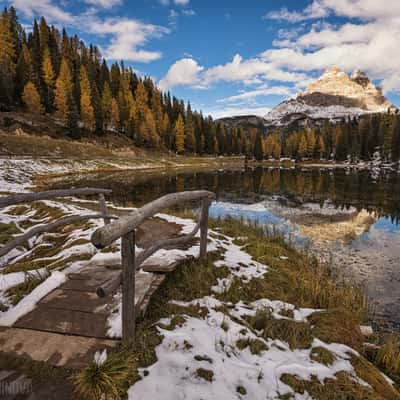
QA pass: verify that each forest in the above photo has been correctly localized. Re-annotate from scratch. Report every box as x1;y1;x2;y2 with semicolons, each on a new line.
0;7;400;162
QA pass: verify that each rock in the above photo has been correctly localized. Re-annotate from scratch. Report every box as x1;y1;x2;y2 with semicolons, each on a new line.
360;325;374;337
264;66;397;128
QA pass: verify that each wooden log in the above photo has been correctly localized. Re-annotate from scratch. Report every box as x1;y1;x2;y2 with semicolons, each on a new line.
135;221;200;268
98;193;111;225
96;274;121;298
0;188;112;209
95;224;199;298
122;230;136;347
199;198;211;264
0;214;117;258
91;190;215;249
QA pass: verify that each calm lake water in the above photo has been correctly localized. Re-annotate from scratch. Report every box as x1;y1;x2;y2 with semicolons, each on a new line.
47;167;400;331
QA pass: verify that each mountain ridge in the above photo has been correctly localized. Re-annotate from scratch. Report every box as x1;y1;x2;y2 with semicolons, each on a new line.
218;67;397;131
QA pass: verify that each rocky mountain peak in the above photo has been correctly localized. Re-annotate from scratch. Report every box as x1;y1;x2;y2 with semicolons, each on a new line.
263;67;397;128
350;69;371;88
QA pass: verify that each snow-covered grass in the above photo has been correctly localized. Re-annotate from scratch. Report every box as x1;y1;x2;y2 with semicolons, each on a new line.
0;198;105;320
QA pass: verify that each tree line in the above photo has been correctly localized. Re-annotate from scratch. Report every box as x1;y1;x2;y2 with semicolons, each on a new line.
0;7;257;155
0;7;399;161
261;113;400;162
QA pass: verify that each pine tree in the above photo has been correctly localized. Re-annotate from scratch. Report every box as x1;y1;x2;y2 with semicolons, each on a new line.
254;130;264;160
0;9;16;104
22;81;43;114
315;135;326;159
55;58;74;125
307;129;316;158
79;65;95;131
174;114;185;153
41;47;55;111
102;81;113;130
135;81;149;120
16;43;33;97
298;134;307;159
110;97;120;130
391;115;400;162
161;112;171;149
184;103;196;153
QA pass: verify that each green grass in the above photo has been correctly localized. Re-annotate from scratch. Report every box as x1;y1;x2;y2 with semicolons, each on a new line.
195;368;214;382
236;337;269;355
74;349;137;400
6;270;49;305
213;216;368;320
310;347;336;366
368;335;400;386
280;371;397;400
0;221;20;244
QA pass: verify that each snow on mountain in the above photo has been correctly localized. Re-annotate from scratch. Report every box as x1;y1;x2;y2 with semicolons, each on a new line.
264;66;397;128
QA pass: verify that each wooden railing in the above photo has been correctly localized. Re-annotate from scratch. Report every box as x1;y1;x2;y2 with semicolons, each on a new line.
0;188;113;258
90;190;215;345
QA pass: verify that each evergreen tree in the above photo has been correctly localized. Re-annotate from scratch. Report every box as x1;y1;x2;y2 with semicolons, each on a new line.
184;103;196;153
0;9;16;104
55;58;74;125
41;47;55;111
101;81;113;130
298;134;307;159
391;116;400;162
174;114;185;153
16;43;33;98
22;81;43;114
254;130;264;160
79;65;95;131
110;97;120;130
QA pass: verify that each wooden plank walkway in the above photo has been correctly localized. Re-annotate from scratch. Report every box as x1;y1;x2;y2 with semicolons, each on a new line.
0;214;197;369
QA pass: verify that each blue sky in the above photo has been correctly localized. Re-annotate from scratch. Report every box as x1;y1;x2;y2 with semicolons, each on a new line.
3;0;400;118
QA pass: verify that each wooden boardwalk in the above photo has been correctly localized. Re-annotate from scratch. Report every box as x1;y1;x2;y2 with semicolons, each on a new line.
0;189;213;372
0;218;194;369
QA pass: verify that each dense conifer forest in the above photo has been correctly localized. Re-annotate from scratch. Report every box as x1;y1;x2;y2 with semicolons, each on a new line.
0;7;399;162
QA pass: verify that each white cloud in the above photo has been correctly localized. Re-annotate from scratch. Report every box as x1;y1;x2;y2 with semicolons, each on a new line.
182;9;195;16
203;54;309;85
8;0;74;23
89;18;169;62
217;85;294;104
265;0;400;22
160;0;190;5
159;58;204;90
84;0;122;9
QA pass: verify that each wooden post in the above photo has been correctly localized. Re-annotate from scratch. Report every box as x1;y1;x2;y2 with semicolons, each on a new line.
98;193;111;225
121;230;136;346
199;199;211;264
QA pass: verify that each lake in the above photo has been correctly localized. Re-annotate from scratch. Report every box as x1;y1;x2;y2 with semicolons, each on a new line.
46;166;400;331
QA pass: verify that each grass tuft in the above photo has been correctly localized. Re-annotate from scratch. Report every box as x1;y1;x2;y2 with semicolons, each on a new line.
310;347;336;366
74;349;137;400
372;335;400;385
0;221;20;244
236;338;268;355
196;368;214;382
6;269;49;305
245;308;313;350
308;310;364;351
